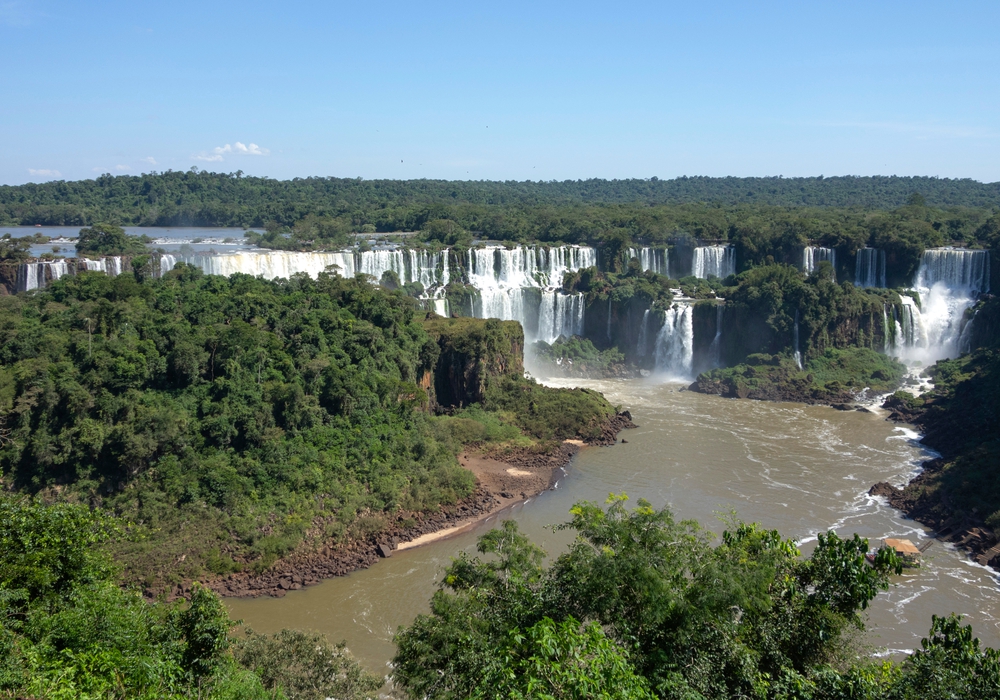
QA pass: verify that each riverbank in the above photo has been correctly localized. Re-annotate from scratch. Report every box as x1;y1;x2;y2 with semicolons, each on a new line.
190;413;635;600
869;349;1000;574
869;464;1000;570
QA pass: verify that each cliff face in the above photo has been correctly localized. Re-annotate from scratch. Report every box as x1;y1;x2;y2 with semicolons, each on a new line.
582;294;657;361
971;296;1000;351
421;316;524;409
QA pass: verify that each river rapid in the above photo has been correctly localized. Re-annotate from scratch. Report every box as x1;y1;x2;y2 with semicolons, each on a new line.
227;377;1000;676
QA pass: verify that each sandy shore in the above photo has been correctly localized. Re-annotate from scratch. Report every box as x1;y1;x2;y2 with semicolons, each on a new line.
187;412;635;600
397;446;574;550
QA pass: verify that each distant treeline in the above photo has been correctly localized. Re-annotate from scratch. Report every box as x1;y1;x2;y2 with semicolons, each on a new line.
2;171;1000;230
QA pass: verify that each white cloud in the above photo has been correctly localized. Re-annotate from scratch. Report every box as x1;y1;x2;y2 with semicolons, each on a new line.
28;168;61;178
193;141;270;162
143;156;157;165
115;164;130;171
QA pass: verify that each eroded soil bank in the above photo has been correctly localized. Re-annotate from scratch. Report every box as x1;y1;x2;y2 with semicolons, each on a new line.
176;413;634;600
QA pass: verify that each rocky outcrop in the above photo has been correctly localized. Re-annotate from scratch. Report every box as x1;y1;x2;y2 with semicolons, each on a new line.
869;467;1000;569
422;316;524;409
586;410;637;446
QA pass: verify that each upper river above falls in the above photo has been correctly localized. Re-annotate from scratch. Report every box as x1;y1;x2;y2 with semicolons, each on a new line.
227;377;1000;678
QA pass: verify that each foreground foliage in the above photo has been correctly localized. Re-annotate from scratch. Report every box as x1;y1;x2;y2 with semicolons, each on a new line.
392;497;999;699
0;496;381;699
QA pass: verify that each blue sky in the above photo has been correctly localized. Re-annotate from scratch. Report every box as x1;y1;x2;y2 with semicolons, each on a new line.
2;0;998;185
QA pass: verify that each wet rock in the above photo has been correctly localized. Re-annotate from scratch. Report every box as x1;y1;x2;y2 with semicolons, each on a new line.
868;482;900;499
377;543;392;558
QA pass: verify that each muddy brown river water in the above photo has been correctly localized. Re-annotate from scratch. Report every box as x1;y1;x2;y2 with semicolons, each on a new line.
227;377;1000;678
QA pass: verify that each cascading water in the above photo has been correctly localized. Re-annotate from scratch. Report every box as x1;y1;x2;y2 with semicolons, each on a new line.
897;296;927;349
654;303;694;378
158;254;177;277
536;291;586;344
627;247;668;276
692;246;735;279
914;248;990;293
792;309;803;370
855;248;886;288
465;245;597;341
606;296;612;341
185;250;359;279
708;304;724;368
178;248;453;311
803;246;836;276
15;260;71;292
636;309;650;358
895;249;989;362
882;305;895;353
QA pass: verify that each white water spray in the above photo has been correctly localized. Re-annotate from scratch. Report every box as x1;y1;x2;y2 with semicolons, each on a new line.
692;246;735;279
654;304;694;378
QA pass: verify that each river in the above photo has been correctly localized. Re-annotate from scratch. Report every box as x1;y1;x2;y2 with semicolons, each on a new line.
226;377;1000;678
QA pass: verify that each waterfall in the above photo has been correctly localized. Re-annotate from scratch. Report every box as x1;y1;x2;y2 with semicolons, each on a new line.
89;256;124;277
15;260;70;292
803;246;836;276
914;248;990;294
430;251;450;315
628;247;668;275
536;291;585;343
177;248;458;311
360;250;407;283
465;245;596;340
183;251;359;280
692;246;735;279
637;309;650;358
17;263;40;291
883;305;894;353
708;304;724;368
654;304;694;378
893;249;990;363
898;296;927;349
793;309;803;370
607;296;612;341
958;310;977;354
158;254;177;277
855;248;886;288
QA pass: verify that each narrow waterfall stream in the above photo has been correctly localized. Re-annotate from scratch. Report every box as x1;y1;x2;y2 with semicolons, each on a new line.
855;248;887;288
793;309;803;369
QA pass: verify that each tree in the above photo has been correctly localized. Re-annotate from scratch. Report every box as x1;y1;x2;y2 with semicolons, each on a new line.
474;617;655;700
75;222;150;256
392;496;905;700
234;628;383;700
0;234;31;262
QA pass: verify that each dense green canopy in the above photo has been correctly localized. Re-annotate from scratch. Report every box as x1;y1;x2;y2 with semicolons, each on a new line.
393;497;999;700
0;265;613;589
